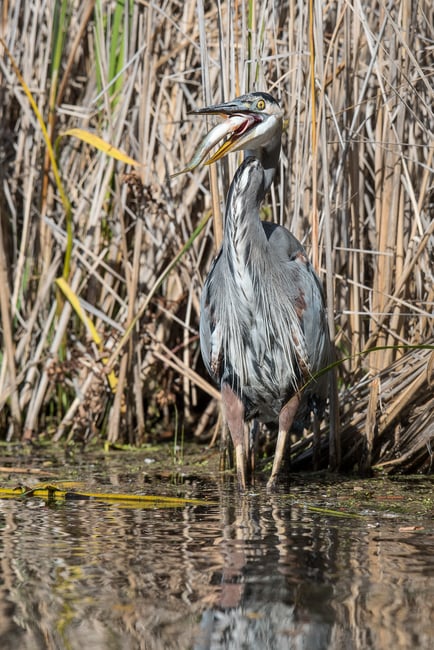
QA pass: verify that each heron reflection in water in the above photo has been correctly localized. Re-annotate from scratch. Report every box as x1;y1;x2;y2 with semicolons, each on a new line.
175;92;331;490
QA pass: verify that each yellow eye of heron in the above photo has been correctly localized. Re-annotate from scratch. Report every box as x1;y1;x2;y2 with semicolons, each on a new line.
256;98;266;110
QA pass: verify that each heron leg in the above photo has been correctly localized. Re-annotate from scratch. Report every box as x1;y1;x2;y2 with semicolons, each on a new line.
267;393;300;491
221;383;247;489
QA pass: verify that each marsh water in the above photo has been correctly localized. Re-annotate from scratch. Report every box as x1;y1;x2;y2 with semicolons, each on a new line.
0;447;433;650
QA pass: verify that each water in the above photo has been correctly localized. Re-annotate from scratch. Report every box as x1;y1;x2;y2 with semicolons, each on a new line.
0;449;433;649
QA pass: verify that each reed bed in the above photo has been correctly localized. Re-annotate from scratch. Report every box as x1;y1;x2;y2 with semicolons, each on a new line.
0;0;432;472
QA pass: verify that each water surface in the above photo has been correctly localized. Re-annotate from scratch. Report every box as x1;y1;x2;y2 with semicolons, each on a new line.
0;448;433;649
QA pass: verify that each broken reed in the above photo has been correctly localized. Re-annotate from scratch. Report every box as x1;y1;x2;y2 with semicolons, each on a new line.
0;0;432;470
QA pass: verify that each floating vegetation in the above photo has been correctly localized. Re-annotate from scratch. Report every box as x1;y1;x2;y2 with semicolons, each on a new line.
0;483;213;509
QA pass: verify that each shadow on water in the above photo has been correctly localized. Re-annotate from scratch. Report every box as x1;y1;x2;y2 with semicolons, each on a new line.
0;449;433;649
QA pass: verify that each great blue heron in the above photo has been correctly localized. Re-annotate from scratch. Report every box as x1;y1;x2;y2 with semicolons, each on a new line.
178;92;331;489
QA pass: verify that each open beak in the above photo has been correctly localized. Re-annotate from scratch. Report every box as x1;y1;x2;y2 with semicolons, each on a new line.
171;100;264;177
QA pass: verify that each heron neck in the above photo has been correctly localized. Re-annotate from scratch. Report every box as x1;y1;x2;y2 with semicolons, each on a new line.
244;131;281;195
222;158;269;271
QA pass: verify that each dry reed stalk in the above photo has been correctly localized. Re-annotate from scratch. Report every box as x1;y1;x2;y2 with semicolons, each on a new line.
0;216;21;435
0;0;432;473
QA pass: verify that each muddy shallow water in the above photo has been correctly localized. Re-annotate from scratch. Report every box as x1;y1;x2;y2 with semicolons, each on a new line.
0;446;433;649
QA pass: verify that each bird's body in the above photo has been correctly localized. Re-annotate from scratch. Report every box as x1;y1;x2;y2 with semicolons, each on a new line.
178;92;331;489
200;170;329;427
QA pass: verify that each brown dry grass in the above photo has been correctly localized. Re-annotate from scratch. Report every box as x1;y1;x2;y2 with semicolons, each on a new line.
0;0;433;472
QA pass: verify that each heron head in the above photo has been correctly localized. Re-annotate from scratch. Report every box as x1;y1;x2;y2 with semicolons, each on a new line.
193;92;283;164
172;92;283;177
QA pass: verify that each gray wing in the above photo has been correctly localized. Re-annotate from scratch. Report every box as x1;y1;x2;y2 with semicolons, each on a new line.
261;221;305;257
265;221;331;407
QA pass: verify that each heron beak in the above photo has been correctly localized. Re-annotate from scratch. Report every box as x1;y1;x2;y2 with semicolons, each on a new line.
171;99;264;177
